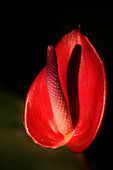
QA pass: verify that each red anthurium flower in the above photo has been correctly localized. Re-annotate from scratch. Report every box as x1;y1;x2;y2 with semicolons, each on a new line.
24;28;107;152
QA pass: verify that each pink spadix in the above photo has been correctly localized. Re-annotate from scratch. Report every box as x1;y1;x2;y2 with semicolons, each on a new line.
24;28;107;152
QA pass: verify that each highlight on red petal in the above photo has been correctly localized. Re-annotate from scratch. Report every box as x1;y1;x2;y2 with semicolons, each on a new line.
24;67;65;149
23;27;107;152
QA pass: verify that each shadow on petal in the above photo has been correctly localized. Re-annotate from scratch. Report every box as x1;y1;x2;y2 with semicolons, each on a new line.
67;44;81;128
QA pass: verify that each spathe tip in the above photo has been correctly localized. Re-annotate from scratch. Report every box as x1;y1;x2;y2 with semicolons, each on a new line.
78;25;81;32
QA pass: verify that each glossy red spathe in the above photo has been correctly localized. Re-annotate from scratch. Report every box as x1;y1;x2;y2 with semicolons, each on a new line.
24;28;107;152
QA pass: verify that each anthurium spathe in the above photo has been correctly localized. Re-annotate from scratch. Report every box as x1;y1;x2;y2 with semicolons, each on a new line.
24;28;107;152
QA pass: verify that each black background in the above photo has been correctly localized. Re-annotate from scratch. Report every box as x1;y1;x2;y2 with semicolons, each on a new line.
1;4;113;169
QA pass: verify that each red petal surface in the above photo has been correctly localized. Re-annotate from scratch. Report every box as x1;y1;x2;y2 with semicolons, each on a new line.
55;29;79;105
55;30;106;152
24;67;65;148
24;28;107;152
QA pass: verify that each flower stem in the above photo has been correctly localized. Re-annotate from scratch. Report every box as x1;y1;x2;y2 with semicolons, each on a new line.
75;153;90;170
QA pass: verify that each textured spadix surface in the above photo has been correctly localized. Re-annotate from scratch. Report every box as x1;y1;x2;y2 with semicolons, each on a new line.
24;29;107;152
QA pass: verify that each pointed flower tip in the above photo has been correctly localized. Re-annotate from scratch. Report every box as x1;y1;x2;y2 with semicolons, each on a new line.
78;24;81;32
47;45;54;51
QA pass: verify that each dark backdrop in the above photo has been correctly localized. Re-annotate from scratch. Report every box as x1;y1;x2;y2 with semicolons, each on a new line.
1;4;113;169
